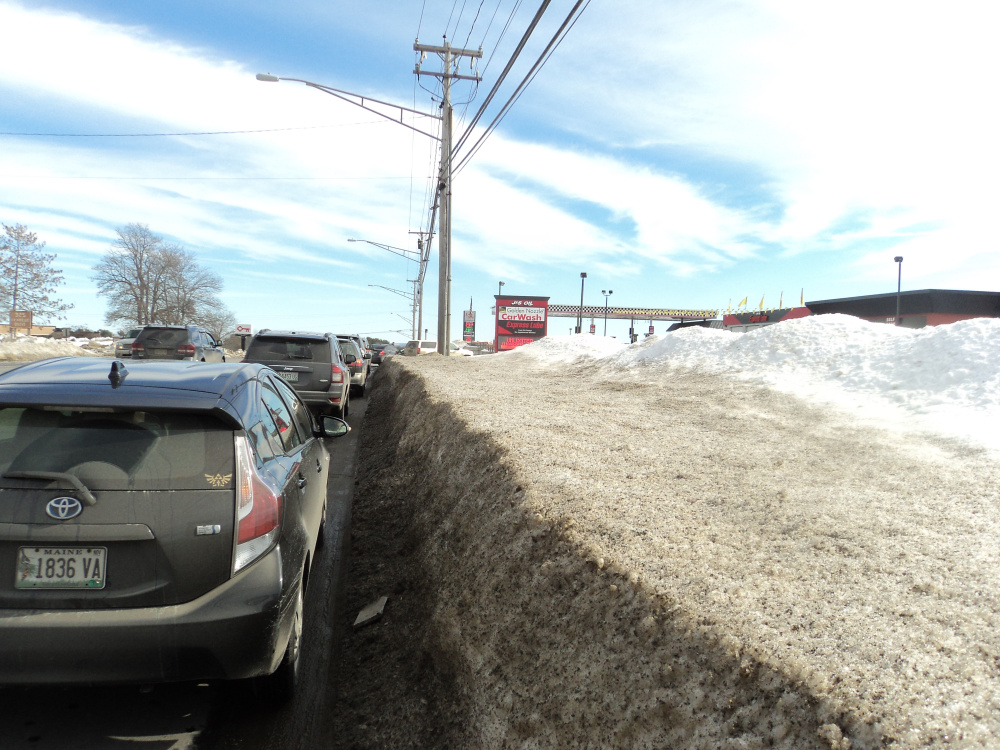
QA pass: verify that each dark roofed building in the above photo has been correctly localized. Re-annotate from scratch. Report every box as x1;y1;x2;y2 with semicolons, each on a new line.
806;289;1000;328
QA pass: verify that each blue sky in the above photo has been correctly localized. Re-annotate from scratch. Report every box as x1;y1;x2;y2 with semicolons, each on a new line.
2;0;998;343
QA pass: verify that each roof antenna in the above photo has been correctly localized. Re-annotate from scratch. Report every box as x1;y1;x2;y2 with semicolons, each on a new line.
108;360;128;389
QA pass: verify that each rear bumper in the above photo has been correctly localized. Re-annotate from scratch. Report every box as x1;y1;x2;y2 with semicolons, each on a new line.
0;546;294;686
297;387;346;412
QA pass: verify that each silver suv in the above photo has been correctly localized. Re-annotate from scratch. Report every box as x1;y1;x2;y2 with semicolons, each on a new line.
130;325;225;362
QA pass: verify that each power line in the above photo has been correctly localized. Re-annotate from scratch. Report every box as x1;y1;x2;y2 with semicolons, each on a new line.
0;120;426;138
453;0;591;176
450;0;552;158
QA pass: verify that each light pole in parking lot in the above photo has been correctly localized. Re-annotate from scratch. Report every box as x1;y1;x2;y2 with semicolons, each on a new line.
601;289;613;335
576;272;587;334
894;256;903;326
498;280;504;297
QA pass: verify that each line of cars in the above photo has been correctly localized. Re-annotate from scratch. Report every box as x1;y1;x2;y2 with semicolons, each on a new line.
0;325;389;700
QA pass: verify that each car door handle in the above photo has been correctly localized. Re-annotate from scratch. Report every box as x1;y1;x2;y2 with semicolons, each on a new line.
315;458;322;473
297;476;308;489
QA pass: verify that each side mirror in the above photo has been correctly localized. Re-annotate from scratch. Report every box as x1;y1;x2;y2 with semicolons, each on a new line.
316;414;351;438
344;354;356;364
363;352;372;359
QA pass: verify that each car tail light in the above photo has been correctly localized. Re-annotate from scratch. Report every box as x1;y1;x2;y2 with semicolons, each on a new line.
131;342;144;354
177;343;196;357
330;364;345;384
232;435;282;574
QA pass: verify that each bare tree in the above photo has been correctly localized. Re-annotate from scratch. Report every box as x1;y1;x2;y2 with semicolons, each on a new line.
93;224;235;331
0;223;73;332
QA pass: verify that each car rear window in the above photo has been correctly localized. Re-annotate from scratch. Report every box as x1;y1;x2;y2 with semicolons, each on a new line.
0;407;234;491
134;327;188;346
246;337;329;362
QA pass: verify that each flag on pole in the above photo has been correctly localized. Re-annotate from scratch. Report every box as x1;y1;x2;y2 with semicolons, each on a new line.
800;288;804;306
759;295;765;310
738;296;748;307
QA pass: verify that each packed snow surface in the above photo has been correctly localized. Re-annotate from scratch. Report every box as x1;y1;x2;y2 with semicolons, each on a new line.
522;314;1000;459
0;334;111;360
360;313;1000;748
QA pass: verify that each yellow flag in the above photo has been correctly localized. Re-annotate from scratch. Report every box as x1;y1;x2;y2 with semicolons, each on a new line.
738;296;747;307
800;288;804;306
759;295;765;310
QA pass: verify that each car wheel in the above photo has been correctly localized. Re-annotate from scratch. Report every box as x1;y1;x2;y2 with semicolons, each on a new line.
259;582;303;703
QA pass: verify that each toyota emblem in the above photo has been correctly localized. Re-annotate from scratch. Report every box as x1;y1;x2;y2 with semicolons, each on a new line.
46;497;83;520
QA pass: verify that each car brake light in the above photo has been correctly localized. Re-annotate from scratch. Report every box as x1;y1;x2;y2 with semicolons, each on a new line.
177;343;196;356
131;342;143;353
233;435;282;574
330;364;345;384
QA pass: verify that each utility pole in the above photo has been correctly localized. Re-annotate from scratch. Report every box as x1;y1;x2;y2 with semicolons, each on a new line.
414;39;481;355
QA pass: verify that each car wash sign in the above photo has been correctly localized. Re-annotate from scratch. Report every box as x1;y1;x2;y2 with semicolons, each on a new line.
495;296;549;351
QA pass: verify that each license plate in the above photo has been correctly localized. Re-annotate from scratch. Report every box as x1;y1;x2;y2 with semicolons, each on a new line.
278;371;299;383
16;547;107;589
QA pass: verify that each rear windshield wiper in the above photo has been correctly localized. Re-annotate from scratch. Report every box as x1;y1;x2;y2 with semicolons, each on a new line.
2;471;98;506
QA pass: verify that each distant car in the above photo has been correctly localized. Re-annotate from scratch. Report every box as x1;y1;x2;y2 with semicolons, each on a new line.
0;357;349;699
242;331;351;419
114;328;142;359
371;343;397;365
450;342;476;357
403;340;437;356
131;325;225;362
336;334;372;364
337;338;370;396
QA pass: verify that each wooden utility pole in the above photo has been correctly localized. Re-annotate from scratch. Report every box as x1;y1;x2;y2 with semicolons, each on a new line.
414;39;481;355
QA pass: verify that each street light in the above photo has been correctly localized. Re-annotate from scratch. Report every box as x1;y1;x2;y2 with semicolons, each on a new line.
368;284;417;340
602;289;614;336
894;256;903;326
350;238;422;339
576;273;587;334
257;59;480;356
498;280;504;297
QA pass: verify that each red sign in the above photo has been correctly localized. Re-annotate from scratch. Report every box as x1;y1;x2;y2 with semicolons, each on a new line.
495;296;549;352
648;325;654;334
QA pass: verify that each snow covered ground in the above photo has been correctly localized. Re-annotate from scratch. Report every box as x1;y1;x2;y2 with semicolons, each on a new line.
520;314;1000;460
353;314;1000;748
0;333;112;360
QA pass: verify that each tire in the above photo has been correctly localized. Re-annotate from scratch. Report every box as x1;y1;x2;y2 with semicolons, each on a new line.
258;583;303;703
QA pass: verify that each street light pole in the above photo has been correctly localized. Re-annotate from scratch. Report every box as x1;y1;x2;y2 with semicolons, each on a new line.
602;289;613;335
894;256;903;326
498;280;504;297
576;272;587;334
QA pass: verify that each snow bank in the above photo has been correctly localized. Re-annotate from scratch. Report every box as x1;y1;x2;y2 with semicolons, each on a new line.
0;335;112;361
363;322;1000;748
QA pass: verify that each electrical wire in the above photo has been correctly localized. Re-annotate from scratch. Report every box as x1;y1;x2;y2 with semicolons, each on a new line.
450;0;552;159
453;0;591;176
0;122;399;138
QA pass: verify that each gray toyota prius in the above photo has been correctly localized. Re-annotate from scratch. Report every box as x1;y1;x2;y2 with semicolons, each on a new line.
0;357;348;699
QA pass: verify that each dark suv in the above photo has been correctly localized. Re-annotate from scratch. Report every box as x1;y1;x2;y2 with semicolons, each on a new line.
242;331;350;419
0;357;349;698
130;325;225;362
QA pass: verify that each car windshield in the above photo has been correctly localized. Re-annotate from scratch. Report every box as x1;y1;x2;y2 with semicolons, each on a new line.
246;337;325;361
0;407;234;491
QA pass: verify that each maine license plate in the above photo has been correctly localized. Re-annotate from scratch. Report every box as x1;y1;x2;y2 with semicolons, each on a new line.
15;547;107;589
278;372;299;382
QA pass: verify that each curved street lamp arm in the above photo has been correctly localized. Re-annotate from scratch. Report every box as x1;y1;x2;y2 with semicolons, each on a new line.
257;74;442;141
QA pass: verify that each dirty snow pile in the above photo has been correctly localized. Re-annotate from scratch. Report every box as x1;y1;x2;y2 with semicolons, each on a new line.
0;334;113;361
528;313;1000;459
370;313;1000;749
